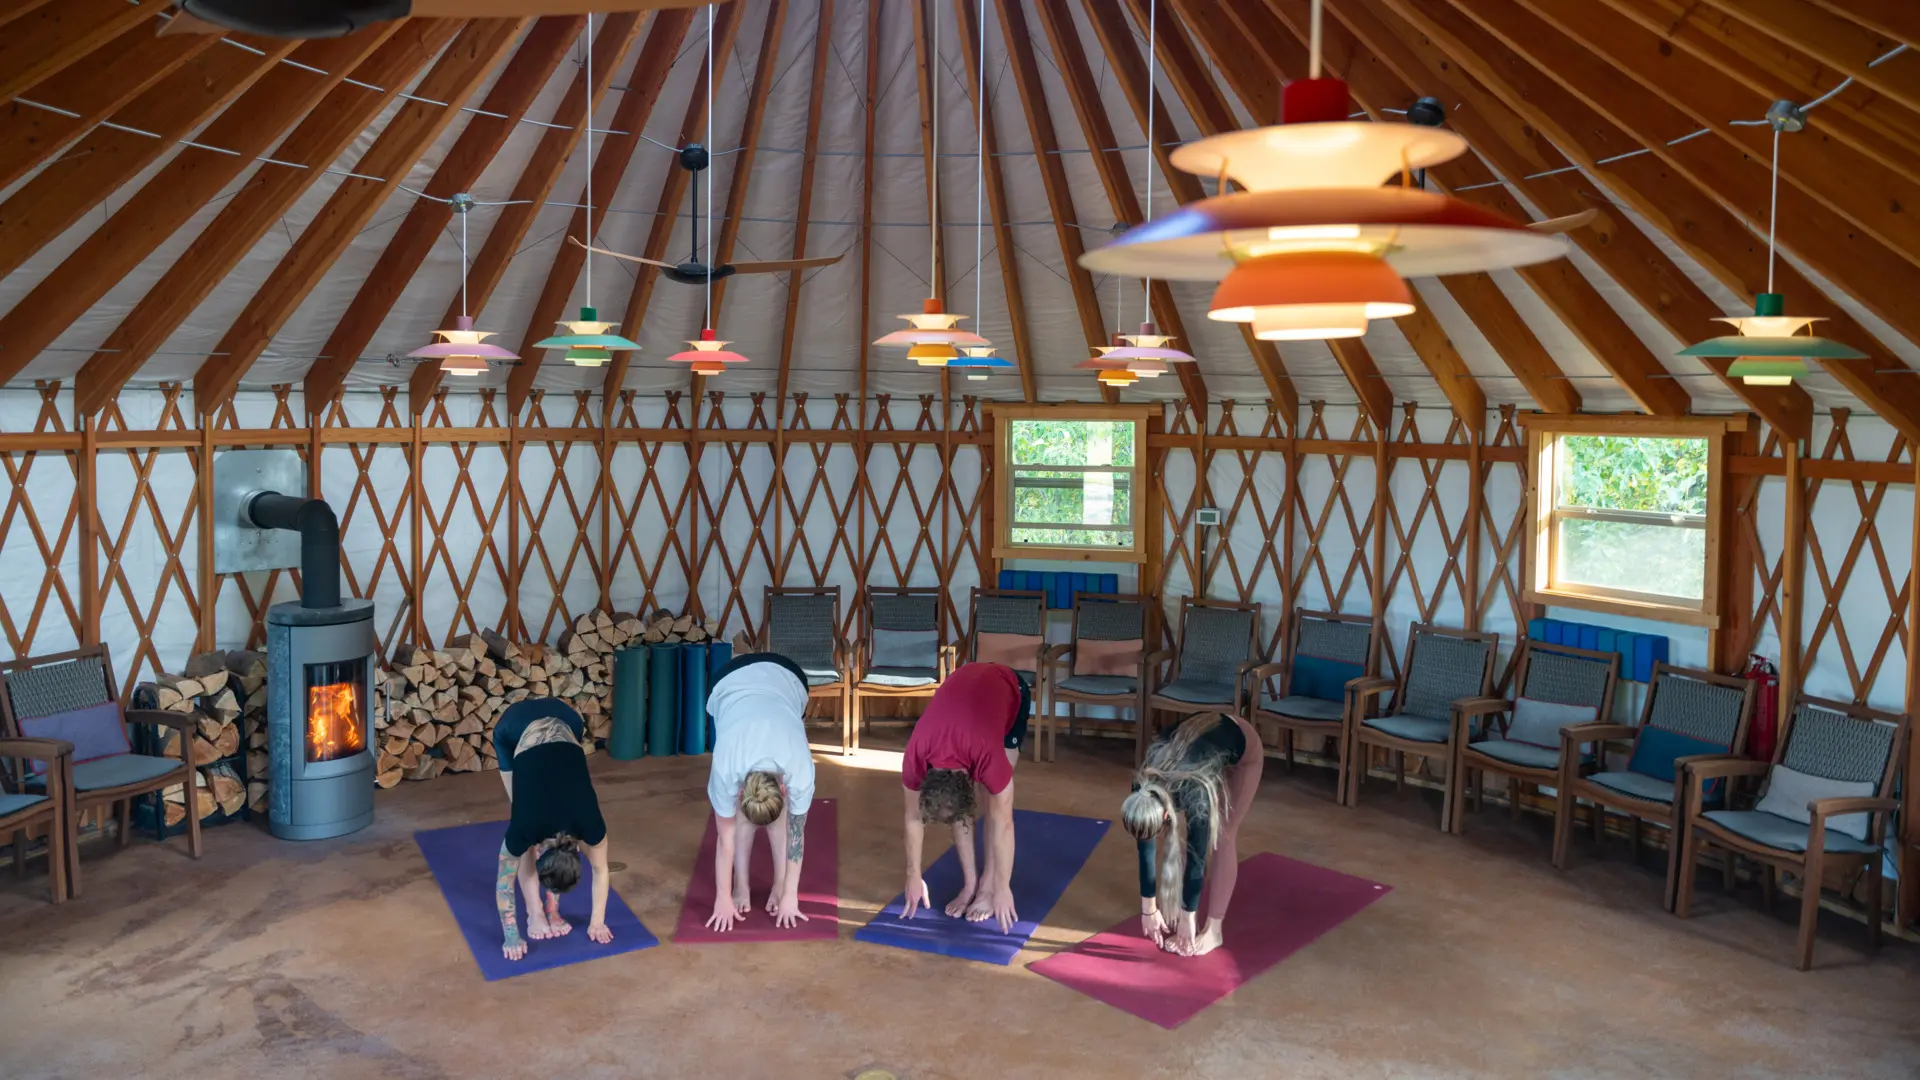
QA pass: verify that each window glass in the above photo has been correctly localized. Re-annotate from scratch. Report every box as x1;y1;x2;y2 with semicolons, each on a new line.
1552;435;1709;603
1006;419;1136;550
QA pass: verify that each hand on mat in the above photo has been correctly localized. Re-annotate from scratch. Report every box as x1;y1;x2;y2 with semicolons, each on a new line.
1141;909;1170;947
706;897;746;933
901;876;931;919
987;887;1019;934
502;932;527;961
770;893;809;930
944;881;977;919
588;921;614;945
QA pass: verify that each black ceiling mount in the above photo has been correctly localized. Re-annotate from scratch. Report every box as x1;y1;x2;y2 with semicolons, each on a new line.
1407;96;1447;128
177;0;408;37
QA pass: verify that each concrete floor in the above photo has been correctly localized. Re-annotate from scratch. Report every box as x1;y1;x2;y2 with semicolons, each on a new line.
2;734;1916;1080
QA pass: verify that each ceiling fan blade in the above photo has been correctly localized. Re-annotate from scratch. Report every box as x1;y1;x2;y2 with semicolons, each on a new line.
1527;209;1599;235
728;253;846;274
569;235;676;270
413;0;724;14
159;10;228;34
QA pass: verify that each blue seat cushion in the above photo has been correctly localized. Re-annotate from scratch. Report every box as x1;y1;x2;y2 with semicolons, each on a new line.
1056;674;1137;696
1468;739;1561;771
0;792;49;819
1289;655;1363;701
1260;695;1345;723
1361;714;1450;743
71;753;180;792
1700;810;1879;856
861;666;939;689
1155;679;1236;705
1625;725;1729;784
1587;769;1675;804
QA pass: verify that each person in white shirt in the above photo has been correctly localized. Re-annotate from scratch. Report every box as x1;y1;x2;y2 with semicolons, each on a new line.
702;652;817;932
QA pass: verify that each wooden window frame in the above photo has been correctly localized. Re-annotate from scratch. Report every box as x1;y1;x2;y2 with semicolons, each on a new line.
1523;415;1739;629
990;404;1152;564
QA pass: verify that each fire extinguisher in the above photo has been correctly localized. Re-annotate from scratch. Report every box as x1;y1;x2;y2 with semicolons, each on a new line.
1744;654;1780;761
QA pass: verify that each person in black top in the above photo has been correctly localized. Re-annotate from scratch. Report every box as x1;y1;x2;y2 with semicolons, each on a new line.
492;698;612;961
1120;711;1265;957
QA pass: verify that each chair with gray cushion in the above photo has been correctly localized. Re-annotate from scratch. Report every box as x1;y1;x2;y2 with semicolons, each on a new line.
852;587;950;748
963;589;1049;760
1247;610;1375;794
1448;640;1619;837
1039;593;1153;763
0;735;73;903
1552;662;1754;910
759;586;851;754
1145;598;1263;765
1676;696;1907;969
0;646;203;897
1342;624;1498;831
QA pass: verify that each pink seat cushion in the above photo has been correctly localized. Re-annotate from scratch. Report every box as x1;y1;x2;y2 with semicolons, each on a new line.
1074;637;1143;677
975;632;1043;672
19;700;128;776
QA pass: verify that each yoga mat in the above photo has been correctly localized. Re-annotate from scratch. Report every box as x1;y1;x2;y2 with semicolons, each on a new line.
854;809;1109;965
673;798;840;944
608;646;647;760
704;641;731;750
679;641;710;755
646;642;681;757
415;820;659;982
1030;853;1391;1029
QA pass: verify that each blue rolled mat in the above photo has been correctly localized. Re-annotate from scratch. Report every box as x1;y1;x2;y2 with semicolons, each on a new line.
608;646;648;760
679;641;710;755
415;820;658;981
646;642;681;757
854;809;1110;965
704;640;731;750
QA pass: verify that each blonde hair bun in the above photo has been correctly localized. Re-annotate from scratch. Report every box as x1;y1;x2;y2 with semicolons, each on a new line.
741;770;785;826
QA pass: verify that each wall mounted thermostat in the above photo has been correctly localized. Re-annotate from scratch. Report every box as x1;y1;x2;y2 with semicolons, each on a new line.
1195;507;1222;527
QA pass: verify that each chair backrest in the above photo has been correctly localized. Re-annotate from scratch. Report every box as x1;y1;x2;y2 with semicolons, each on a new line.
864;587;942;670
1285;610;1373;702
764;587;841;673
1752;696;1907;842
1398;624;1498;721
1174;599;1261;687
1622;663;1755;788
967;588;1046;672
0;646;117;738
1069;592;1150;677
1516;641;1618;719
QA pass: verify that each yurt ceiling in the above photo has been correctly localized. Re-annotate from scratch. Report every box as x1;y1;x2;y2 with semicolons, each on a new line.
3;0;1919;435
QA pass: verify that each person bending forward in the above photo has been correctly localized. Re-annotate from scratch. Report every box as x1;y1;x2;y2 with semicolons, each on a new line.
1121;711;1264;957
703;653;817;932
494;698;613;961
899;662;1030;933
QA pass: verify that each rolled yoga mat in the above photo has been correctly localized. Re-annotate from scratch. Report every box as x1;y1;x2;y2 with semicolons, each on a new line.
646;642;681;757
703;641;731;750
1029;853;1392;1029
673;798;840;944
678;641;711;755
608;646;648;760
414;819;659;981
854;809;1109;966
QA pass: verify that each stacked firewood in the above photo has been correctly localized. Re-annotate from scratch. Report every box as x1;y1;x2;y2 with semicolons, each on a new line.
149;650;269;826
371;610;719;789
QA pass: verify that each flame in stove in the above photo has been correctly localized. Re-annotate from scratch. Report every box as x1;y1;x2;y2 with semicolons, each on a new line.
307;681;365;762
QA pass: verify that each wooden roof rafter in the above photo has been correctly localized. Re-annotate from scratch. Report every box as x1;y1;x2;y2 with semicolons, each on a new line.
774;0;838;416
855;0;881;413
0;0;172;102
1697;0;1920;120
1804;0;1920;44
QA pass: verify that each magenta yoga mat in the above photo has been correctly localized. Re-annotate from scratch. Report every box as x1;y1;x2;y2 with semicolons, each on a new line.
1029;853;1391;1029
673;799;840;943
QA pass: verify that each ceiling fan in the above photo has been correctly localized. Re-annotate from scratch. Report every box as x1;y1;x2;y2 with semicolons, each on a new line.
166;0;724;38
572;143;845;285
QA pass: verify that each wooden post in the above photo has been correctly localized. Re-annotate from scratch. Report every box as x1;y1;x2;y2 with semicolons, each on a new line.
1713;421;1760;673
1370;412;1391;673
196;420;216;652
1902;453;1920;928
599;390;614;615
408;410;425;648
506;408;522;640
1464;422;1484;630
1779;436;1806;710
78;412;100;644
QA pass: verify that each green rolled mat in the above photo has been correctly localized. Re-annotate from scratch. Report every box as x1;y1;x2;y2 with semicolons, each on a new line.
647;642;682;757
608;645;648;760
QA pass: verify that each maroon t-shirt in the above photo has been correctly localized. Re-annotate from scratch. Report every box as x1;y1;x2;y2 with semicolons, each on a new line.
902;663;1022;795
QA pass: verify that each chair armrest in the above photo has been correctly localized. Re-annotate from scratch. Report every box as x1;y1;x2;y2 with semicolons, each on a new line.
1453;696;1512;718
1347;676;1395;700
1248;660;1288;682
1560;722;1635;746
0;737;74;762
1806;796;1899;818
1041;643;1071;662
1143;649;1174;669
1679;757;1770;782
939;642;958;679
126;707;197;732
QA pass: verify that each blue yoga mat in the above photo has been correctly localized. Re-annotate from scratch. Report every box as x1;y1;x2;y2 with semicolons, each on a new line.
415;820;658;981
854;809;1110;965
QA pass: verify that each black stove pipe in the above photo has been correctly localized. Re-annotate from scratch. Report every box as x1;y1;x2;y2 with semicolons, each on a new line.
246;492;341;609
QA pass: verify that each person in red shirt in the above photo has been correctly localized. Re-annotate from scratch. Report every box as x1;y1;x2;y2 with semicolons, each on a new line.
898;661;1030;932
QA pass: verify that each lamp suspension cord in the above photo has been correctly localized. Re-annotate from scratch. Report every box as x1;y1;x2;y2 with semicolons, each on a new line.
930;4;940;297
706;1;714;329
459;206;468;319
1767;125;1779;294
1309;0;1323;79
584;13;594;307
1143;0;1155;321
974;0;985;329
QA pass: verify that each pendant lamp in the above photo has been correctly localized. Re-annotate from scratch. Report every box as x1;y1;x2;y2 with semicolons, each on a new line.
1678;106;1863;385
681;4;749;377
668;328;749;377
408;194;517;377
535;14;640;368
951;345;1014;382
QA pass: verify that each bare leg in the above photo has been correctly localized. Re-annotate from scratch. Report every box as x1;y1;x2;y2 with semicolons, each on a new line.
947;816;979;917
1193;716;1265;956
732;814;754;913
965;782;998;921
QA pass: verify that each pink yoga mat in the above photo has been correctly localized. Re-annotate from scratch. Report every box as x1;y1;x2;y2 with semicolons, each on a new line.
1030;852;1390;1029
674;798;840;943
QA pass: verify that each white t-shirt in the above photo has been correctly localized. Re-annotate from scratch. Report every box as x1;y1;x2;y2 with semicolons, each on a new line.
706;659;815;820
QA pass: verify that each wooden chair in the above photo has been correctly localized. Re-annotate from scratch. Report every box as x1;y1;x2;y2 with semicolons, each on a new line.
1342;623;1498;831
0;646;202;897
0;736;73;903
961;588;1050;760
1037;592;1153;763
1552;661;1754;911
1246;610;1375;792
1144;598;1263;765
851;587;950;747
759;586;852;754
1676;696;1908;970
1449;640;1620;836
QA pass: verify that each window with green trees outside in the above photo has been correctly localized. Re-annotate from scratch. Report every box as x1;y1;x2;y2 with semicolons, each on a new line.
998;413;1144;558
1549;434;1709;605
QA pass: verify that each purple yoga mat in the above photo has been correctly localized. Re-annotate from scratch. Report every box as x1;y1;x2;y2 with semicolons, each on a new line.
674;799;840;943
1029;853;1390;1029
415;819;658;981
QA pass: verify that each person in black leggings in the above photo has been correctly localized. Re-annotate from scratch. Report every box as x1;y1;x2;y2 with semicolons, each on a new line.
1120;711;1265;957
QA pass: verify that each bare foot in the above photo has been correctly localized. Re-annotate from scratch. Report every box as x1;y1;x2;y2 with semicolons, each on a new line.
964;893;995;923
944;884;977;919
1185;925;1223;957
734;882;752;917
527;911;569;941
543;893;574;937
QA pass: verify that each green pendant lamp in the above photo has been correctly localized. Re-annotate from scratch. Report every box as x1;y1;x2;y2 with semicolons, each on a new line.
1678;101;1863;386
534;13;640;368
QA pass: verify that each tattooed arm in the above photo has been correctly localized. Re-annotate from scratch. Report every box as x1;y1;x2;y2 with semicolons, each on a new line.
766;806;809;929
497;841;527;960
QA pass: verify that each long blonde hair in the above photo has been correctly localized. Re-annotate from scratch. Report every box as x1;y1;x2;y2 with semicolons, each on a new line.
1121;713;1232;909
741;770;785;826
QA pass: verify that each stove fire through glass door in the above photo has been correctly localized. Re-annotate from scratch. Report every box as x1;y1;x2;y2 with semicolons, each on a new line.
305;658;368;763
